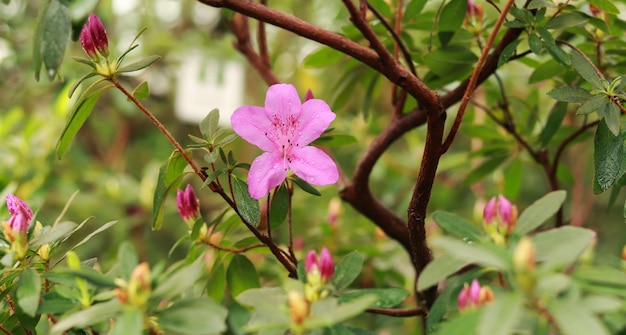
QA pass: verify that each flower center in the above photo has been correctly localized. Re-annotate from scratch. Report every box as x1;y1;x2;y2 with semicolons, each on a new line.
267;112;300;170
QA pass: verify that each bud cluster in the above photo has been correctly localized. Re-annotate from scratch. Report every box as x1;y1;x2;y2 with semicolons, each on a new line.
3;194;33;260
483;195;517;245
457;279;494;310
304;247;335;302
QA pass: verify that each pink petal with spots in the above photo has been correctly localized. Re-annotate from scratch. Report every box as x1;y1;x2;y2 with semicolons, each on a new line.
264;84;302;121
295;99;336;146
289;146;338;186
231;105;276;152
247;151;289;199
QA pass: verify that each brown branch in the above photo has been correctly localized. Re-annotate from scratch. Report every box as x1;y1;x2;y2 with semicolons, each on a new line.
441;0;516;153
366;307;425;317
230;13;280;85
257;0;270;68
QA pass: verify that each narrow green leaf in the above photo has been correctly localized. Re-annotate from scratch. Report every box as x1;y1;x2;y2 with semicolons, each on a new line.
110;307;143;335
50;300;122;334
528;0;556;9
42;0;70;79
233;177;261;226
435;308;481;335
540;102;567;146
206;262;226;302
571;50;605;90
547;87;593;103
503;158;523;199
68;72;97;99
338;288;408;309
236;287;291;331
545;12;587;29
68;220;118;252
17;268;41;317
438;0;467;32
332;251;364;290
49;267;117;288
477;292;524;335
431;237;510;270
152;151;188;230
156;298;228;335
313;134;358;148
594;120;623;192
306;295;378;329
514;190;566;234
200;108;220;140
589;0;619;14
152;257;205;300
528;33;542;55
532;226;595;269
130;81;150;100
432;212;483;241
419;254;470;291
604;101;620;136
293;177;322;196
29;221;78;248
548;300;610;335
576;94;608;115
304;47;344;68
269;184;289;230
56;85;112;159
498;40;521;67
227;254;260;297
33;3;48;81
464;155;508;185
116;55;161;73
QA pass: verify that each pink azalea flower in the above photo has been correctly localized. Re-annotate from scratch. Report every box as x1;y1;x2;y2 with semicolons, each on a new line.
231;84;339;199
6;194;33;234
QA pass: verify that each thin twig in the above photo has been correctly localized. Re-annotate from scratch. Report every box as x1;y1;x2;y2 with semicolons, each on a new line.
366;307;425;317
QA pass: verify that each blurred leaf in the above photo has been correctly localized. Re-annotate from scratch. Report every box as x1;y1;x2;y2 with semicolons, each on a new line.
576;94;608;115
438;0;467;45
545;12;587;29
477;292;523;335
156;298;228;335
152;151;188;230
589;0;619;14
593;120;623;192
540;102;567;146
237;287;290;332
68;72;97;99
233;177;261;226
528;0;556;8
227;254;260;297
423;45;477;79
532;226;595;269
572;266;626;291
17;268;41;318
338;288;408;308
498;40;521;67
68;220;118;252
405;0;427;19
314;134;358;148
306;295;377;329
582;295;623;313
435;308;481;335
200;108;220;141
547;87;593;103
206;262;226;302
324;325;377;335
117;55;161;73
362;73;380;119
571;50;605;90
432;211;483;241
538;28;569;66
530;59;567;83
418;254;470;290
503;158;523;199
293;177;322;196
130;81;150;100
304;47;344;68
604;101;620;136
431;237;509;270
38;292;78;314
332;251;364;291
29;221;77;249
528;33;542;55
269;184;289;230
49;267;117;288
514;190;566;234
32;3;48;80
110;307;142;335
50;300;122;334
56;85;113;159
548;300;610;335
42;0;70;79
153;257;205;300
464;155;508;185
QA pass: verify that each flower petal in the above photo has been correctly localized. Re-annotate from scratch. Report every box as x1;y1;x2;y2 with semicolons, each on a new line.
231;105;277;152
294;99;335;146
264;84;302;121
289;146;338;186
247;151;289;199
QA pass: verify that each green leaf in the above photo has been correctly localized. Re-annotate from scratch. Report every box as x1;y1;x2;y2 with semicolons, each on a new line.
418;254;470;291
42;0;70;79
539;102;567;146
324;325;377;335
548;300;610;335
332;251;364;291
313;134;358;148
156;298;228;335
528;33;542;55
435;308;481;335
152;257;206;300
293;177;322;196
547;87;593;103
29;221;78;248
432;212;483;241
49;267;117;288
532;226;595;269
464;155;508;185
498;40;521;67
206;262;226;302
571;50;605;90
437;0;467;45
233;177;261;226
589;0;619;14
227;254;260;297
514;190;567;234
423;45;477;79
68;72;97;99
152;151;188;230
604;101;621;136
306;295;378;329
477;292;524;335
594;120;623;192
130;81;150;100
68;220;118;252
200;108;220;140
528;0;556;9
17;268;41;317
503;158;523;199
545;12;587;29
237;287;290;332
110;307;143;335
269;184;289;230
338;288;408;309
576;94;608;115
431;237;510;270
56;85;112;159
116;55;161;73
50;300;122;334
304;47;345;68
32;4;48;81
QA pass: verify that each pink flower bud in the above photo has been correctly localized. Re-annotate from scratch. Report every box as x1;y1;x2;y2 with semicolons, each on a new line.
457;279;493;310
305;250;317;274
176;184;200;222
467;0;483;20
304;89;314;101
305;248;335;284
80;14;109;59
483;195;517;234
6;194;32;234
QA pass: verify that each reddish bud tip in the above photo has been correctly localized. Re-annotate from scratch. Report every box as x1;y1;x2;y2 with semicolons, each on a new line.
176;184;200;222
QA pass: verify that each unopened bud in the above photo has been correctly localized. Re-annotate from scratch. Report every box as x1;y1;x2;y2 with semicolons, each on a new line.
80;14;109;60
513;237;536;272
177;184;200;226
127;262;152;307
288;291;309;325
327;197;342;228
304;89;314;101
458;279;494;310
483;195;517;244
